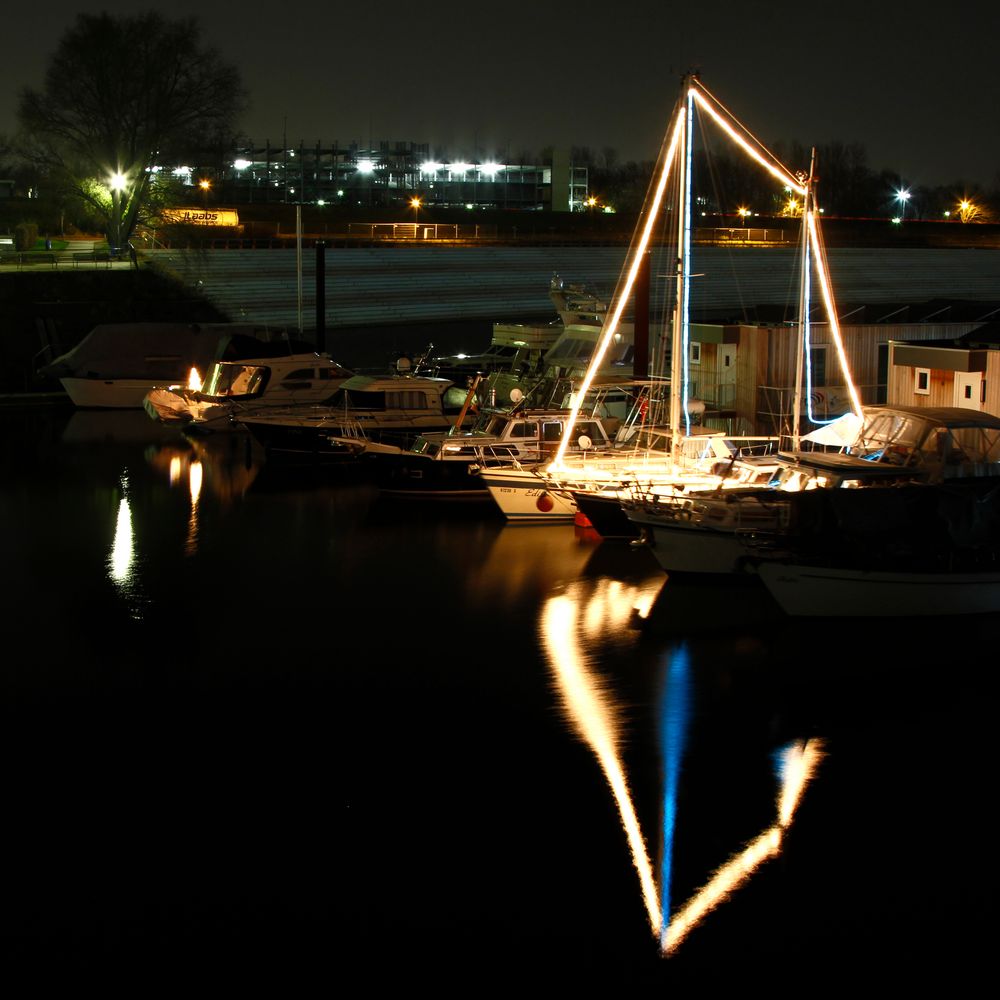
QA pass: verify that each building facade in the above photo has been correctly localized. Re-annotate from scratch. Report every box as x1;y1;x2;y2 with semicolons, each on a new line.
210;140;589;212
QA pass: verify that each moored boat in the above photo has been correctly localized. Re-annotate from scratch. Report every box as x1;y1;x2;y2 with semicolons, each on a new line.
755;561;1000;617
143;350;352;431
238;372;470;460
38;321;290;409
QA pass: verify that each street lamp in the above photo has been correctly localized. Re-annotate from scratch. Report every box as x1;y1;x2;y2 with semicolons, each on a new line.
957;199;977;223
108;170;128;257
199;179;211;210
737;206;750;226
895;187;911;220
411;196;422;228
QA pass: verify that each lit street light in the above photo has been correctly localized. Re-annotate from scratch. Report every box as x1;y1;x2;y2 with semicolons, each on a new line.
895;187;911;220
956;199;980;223
411;196;422;229
737;206;750;226
199;178;211;210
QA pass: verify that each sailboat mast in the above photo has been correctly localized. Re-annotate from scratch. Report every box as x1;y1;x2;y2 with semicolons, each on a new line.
792;149;816;449
669;82;692;466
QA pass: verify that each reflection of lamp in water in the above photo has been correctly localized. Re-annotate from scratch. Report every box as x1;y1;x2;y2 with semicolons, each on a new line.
185;460;203;556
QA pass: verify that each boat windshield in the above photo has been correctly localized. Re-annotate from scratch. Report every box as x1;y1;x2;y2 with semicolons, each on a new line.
200;363;268;399
854;412;1000;468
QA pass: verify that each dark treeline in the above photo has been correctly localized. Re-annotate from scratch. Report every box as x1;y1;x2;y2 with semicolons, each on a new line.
572;140;1000;222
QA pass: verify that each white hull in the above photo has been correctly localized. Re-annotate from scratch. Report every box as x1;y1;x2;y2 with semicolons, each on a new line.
477;466;579;522
61;377;163;409
756;562;1000;617
628;511;760;575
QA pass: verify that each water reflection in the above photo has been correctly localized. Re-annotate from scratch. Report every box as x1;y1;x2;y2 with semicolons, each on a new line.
107;470;143;618
659;644;691;935
540;562;825;959
145;431;264;505
541;573;666;934
662;740;822;955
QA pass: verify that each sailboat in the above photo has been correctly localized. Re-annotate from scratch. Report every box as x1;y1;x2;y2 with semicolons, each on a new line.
475;75;826;523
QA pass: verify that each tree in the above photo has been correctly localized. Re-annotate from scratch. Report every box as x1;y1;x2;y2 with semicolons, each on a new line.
17;11;246;251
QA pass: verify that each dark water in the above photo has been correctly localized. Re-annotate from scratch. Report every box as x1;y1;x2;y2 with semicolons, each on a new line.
2;405;997;986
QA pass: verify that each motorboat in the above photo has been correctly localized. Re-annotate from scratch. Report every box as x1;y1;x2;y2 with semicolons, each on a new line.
142;349;353;431
376;401;622;502
238;372;470;460
626;405;1000;576
755;561;1000;617
37;321;290;409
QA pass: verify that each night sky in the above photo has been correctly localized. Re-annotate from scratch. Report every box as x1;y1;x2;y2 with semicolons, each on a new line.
4;2;999;188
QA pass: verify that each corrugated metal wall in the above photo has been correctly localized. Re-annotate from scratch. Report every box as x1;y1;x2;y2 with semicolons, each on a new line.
140;245;1000;332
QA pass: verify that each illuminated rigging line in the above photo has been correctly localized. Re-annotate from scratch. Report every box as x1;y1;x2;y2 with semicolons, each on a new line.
554;75;859;467
550;100;686;470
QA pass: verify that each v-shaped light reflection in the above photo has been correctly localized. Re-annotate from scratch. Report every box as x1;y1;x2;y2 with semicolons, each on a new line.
541;575;665;934
661;739;824;955
541;573;825;956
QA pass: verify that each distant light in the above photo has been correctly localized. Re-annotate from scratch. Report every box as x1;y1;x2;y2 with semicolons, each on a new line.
421;161;443;174
356;158;376;173
199;179;210;191
891;216;902;224
896;187;911;202
410;197;422;209
465;203;474;210
943;210;951;217
481;162;502;177
451;162;472;174
233;159;252;170
337;189;344;197
109;171;127;191
602;206;615;214
289;187;295;195
317;199;326;206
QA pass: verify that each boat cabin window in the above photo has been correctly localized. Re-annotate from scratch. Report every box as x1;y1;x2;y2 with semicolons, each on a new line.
443;386;472;412
410;438;439;456
200;363;269;399
509;421;540;439
574;421;607;447
930;425;1000;465
542;421;563;442
387;389;434;410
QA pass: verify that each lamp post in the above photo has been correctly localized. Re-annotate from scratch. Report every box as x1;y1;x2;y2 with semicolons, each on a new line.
109;170;128;256
200;178;211;211
737;206;750;226
895;187;911;220
411;196;422;234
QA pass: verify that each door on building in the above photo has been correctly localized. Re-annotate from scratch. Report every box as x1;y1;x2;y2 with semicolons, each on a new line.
718;345;737;408
953;371;982;409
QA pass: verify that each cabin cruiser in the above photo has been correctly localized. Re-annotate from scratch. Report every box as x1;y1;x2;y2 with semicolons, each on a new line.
142;349;353;432
239;373;471;460
37;321;289;409
624;405;1000;577
377;402;621;501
